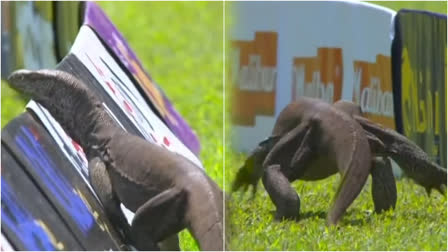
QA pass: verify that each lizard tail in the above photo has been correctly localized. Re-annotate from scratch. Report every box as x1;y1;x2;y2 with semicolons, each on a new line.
326;120;372;226
185;175;224;251
7;69;113;146
391;152;446;195
355;116;447;195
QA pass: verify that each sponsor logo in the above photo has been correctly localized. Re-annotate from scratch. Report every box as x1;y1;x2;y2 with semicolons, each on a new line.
353;54;395;129
401;47;445;164
292;48;343;104
113;33;179;126
231;31;278;126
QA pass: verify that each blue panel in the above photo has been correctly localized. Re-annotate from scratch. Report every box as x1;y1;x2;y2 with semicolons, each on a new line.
14;125;95;235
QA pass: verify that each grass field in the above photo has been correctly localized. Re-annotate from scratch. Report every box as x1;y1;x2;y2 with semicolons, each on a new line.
225;1;447;251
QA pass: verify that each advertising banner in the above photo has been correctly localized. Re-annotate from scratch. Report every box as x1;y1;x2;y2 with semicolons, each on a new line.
1;113;124;250
83;2;201;154
1;1;200;156
229;1;396;152
392;10;447;167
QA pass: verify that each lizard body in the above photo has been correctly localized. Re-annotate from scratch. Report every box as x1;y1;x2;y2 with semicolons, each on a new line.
8;69;223;250
233;97;446;225
236;97;372;225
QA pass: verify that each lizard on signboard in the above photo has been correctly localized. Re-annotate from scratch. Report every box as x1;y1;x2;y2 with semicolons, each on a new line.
8;69;223;251
232;97;446;225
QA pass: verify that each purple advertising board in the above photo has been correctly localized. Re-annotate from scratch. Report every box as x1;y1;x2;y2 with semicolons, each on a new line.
83;2;200;155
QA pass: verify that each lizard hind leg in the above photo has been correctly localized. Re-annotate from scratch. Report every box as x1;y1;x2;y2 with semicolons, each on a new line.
262;122;314;220
326;144;372;226
130;187;188;251
371;156;397;213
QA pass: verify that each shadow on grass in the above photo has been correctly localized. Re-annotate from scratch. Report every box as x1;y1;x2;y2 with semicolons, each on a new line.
268;210;327;222
269;209;374;227
340;217;371;226
299;210;327;220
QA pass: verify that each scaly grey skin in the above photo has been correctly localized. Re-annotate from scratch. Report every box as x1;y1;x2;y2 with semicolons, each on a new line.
235;97;373;225
8;69;223;251
333;100;447;196
332;100;397;213
233;97;446;225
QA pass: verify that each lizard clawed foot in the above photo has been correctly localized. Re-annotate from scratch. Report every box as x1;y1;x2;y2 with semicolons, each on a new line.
326;217;340;227
263;165;301;223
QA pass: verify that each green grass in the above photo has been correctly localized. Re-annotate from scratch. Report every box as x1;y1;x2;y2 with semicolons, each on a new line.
1;80;27;128
227;171;447;250
225;1;447;251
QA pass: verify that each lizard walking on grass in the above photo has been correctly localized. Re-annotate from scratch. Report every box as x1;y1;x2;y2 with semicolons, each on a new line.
233;97;446;225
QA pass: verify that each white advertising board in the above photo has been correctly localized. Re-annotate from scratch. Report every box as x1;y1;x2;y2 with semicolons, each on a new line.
230;1;396;152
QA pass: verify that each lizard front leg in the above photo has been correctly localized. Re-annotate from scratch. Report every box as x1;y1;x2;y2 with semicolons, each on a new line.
88;157;132;244
262;123;314;220
263;122;310;168
130;187;187;251
370;156;397;213
263;164;300;220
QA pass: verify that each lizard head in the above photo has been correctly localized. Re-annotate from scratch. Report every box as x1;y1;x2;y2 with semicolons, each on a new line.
8;69;58;97
232;152;258;193
232;137;279;196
